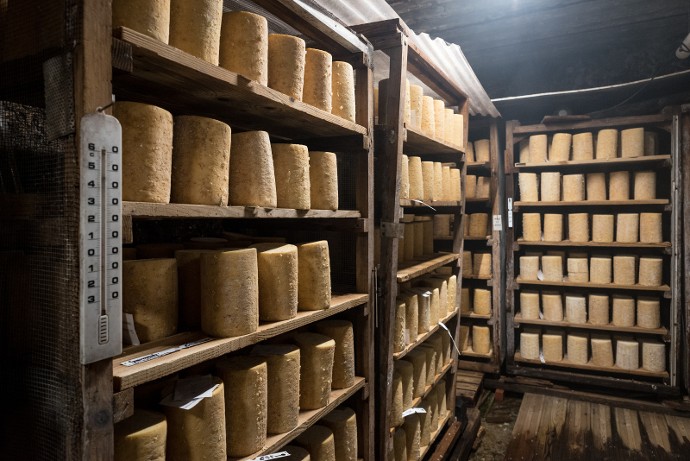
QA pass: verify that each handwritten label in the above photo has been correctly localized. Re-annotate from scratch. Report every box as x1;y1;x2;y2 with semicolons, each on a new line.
249;452;290;461
402;407;427;417
492;214;502;231
121;337;213;367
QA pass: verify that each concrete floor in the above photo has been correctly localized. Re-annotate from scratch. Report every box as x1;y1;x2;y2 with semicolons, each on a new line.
467;392;522;461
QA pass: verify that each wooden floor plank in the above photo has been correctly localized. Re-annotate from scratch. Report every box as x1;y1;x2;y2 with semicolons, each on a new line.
613;407;643;452
505;394;545;461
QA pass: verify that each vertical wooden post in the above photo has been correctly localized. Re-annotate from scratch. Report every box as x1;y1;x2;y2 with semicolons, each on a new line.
679;113;690;392
489;119;504;367
503;121;517;371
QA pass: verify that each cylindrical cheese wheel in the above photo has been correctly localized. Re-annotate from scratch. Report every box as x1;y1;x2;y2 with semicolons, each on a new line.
309;151;339;211
640;213;663;243
473;325;491;354
450;168;461;201
442;166;452;201
572;132;594;160
616;213;639;243
461;288;471;314
321;407;357;461
567;334;589;364
250;344;300;434
637;297;661;329
293;332;336;409
229;131;277;207
476;176;491;199
529;134;547;163
542;292;563;321
404;79;411;126
474;253;492;277
633;171;656;200
421;96;435;138
586;173;607;201
123;259;178;342
466;175;478;199
565;294;587;323
403;223;415;262
562;174;585;201
404;293;419;341
609;171;630;201
415;289;431;333
567;257;589;283
638;257;663;286
332;61;355;122
424;277;447;319
395;360;414;410
419;399;432;446
590;256;612;284
268;34;306;100
298;241;331;310
520;255;539;280
591;337;614;367
588;294;610;325
434;99;446;140
219;11;267;84
520;292;540;319
409;84;423;129
644;131;658;156
404;349;427;398
418;344;437;384
522;213;542;242
272;143;311;209
408;156;424;200
542;255;563;282
540;172;561;202
171;115;231;206
549;133;571;162
621;127;644;158
426;287;441;325
518;139;529;163
592;214;614;243
392;371;404;428
541;331;563;362
475;139;490;162
613;255;636;286
421;161;435;201
283;446;311;461
446;274;457;313
165;378;226;460
642;342;666;372
170;0;223;64
115;102;173;203
543;214;563;242
113;0;170;42
567;213;589;242
399;155;410;200
459;326;470;351
175;249;216;329
616;340;639;370
303;48;332;112
612;295;635;327
596;129;618;159
423;220;434;255
433;162;444;202
466;142;475;163
436;380;448;416
403;414;422;461
294;425;336;461
216;356;267;457
473;288;492;315
520;331;540;360
201;249;258;337
469;213;488;237
393;427;407;461
251;243;298;321
114;410;167;461
315;319;355;389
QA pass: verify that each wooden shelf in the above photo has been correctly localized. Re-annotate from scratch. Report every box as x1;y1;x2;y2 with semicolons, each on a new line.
513;314;668;336
515;239;671;250
467;161;491;174
409;361;454;410
461;312;492;320
514;352;669;379
230;377;366;461
393;309;459;360
514;155;671;173
461;348;494;359
514;199;670;211
514;278;671;293
113;293;368;390
512;114;671;135
463;274;492;281
397;253;460;283
113;27;368;142
399;199;462;210
418;414;453;460
404;125;464;156
124;201;361;220
465;197;491;204
464;236;491;242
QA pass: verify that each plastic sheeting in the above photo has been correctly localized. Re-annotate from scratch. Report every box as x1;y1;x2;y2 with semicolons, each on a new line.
302;0;500;117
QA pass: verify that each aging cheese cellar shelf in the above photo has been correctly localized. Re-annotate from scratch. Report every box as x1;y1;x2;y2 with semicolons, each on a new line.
399;199;462;210
514;154;671;173
460;349;494;359
418;414;454;460
230;377;366;461
392;309;460;360
404;125;465;156
514;239;672;251
513;314;669;336
396;253;461;283
409;361;454;410
513;199;670;211
466;161;491;174
113;293;368;390
514;278;671;293
461;312;492;320
112;27;369;143
513;352;669;379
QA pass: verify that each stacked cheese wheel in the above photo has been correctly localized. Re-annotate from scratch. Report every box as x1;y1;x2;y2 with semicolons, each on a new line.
400;156;462;202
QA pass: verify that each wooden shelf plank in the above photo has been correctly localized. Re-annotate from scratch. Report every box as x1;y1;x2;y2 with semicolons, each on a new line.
461;348;494;359
467;161;491;174
514;199;670;211
461;312;492;320
463;274;492;281
514;278;671;292
514;155;671;173
404;125;464;156
230;377;366;461
113;293;368;390
515;239;671;250
393;310;459;360
399;199;462;209
465;197;491;203
514;352;669;379
513;314;668;336
397;253;460;283
123;201;361;219
113;27;368;141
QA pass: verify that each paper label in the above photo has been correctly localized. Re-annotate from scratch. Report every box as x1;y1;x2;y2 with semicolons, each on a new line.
160;375;219;410
402;407;427;417
492;214;502;231
537;270;544;281
250;452;290;461
122;313;140;346
121;337;213;367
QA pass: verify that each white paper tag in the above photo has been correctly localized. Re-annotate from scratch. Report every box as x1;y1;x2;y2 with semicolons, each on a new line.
122;313;140;346
160;375;220;410
438;321;462;356
537;269;544;281
250;452;290;461
121;337;213;367
402;407;427;417
492;214;502;231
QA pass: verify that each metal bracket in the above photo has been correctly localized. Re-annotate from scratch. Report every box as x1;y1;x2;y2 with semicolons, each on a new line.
381;221;404;238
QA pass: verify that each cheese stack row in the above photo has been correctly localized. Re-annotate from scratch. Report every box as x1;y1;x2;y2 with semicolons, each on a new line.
461;251;492;278
460;287;493;316
394;274;458;352
466;139;491;163
518;127;657;163
518;170;657;202
519;330;666;372
113;5;355;119
433;215;454;239
519;291;662;329
400;155;461;202
459;325;491;355
465;174;491;199
521;212;663;243
397;217;434;264
465;213;490;238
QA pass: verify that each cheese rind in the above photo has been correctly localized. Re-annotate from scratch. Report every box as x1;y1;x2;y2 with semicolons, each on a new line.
543;332;563;362
434;99;446;141
170;0;223;64
540;172;561;202
612;295;635;327
596;129;618;159
586;172;607;200
567;334;589;364
473;288;492;316
621;127;644;158
400;155;410;200
529;135;547;163
520;292;540;320
315;319;355;389
542;292;563;321
543;214;563;242
542;255;563;282
567;257;589;283
332;61;356;122
640;213;662;243
309;151;339;211
293;333;336;410
520;331;540;360
572;132;593;160
229;131;277;207
519;256;539;280
395;360;414;410
303;48;332;112
294;425;336;461
469;213;489;237
268;34;306;100
568;213;589;242
475;139;490;162
616;213;639;243
609;171;630;200
421;161;435;201
590;256;612;284
637;298;660;329
272;143;311;210
522;213;541;242
638;257;663;286
588;294;610;325
591;337;614;367
473;325;491;354
633;171;656;200
219;11;268;84
592;214;614;243
402;414;422;461
549;133;571;162
616;340;639;370
114;410;167;461
113;0;170;43
321;407;357;461
565;294;587;323
641;342;666;372
408;156;424;200
613;255;636;286
298;241;331;310
409;84;424;129
562;174;584;201
421;96;435;138
251;243;298;322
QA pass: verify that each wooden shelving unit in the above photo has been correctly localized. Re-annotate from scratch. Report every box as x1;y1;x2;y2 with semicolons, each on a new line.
458;118;504;375
352;18;469;461
504;113;681;394
111;2;375;459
